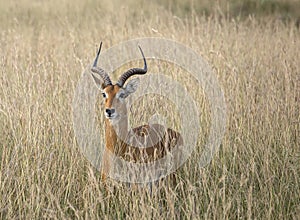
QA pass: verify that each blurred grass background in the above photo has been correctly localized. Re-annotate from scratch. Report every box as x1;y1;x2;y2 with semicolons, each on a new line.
0;0;299;219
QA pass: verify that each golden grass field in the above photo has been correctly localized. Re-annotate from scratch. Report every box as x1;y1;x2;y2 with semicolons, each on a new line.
0;0;299;219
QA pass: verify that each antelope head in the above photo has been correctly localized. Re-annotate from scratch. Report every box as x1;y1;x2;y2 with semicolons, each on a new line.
91;42;147;123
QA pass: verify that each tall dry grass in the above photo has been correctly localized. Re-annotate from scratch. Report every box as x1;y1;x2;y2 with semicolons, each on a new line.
0;0;299;219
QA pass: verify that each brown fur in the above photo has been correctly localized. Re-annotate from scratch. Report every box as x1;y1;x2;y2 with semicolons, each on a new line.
100;85;183;182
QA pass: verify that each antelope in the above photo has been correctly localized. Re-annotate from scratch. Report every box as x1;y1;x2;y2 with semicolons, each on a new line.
90;42;183;185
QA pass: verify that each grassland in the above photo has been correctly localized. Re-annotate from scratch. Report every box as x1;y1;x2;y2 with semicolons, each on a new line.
0;0;299;219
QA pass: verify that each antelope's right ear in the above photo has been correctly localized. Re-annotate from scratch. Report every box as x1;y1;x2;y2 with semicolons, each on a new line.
91;73;105;89
124;78;140;94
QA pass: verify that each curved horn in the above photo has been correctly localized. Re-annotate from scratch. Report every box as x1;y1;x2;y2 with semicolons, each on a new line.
116;45;147;87
91;42;112;87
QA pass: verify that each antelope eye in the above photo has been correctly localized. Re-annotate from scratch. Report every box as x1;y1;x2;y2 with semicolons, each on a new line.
102;93;106;98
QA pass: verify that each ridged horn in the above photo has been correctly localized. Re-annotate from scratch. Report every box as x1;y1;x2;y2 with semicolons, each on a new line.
91;42;112;87
116;45;147;87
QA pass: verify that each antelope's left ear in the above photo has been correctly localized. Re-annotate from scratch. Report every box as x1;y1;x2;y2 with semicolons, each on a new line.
124;78;140;95
91;73;105;89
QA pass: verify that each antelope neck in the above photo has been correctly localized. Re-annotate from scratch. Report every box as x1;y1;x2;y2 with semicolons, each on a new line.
105;114;129;154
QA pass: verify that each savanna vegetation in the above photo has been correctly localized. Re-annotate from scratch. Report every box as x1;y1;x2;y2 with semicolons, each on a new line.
0;0;299;219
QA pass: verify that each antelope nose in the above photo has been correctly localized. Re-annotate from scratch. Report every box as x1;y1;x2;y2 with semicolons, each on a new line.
105;108;115;116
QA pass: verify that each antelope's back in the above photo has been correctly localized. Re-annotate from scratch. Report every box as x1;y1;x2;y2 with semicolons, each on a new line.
121;124;183;162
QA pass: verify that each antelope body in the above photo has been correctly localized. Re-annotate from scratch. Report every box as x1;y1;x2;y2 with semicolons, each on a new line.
91;43;183;183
